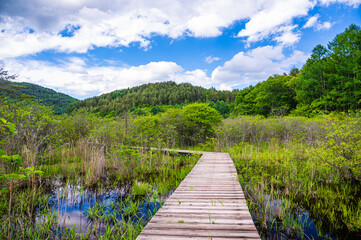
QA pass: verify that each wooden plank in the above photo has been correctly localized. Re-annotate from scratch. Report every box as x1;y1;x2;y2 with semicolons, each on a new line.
140;229;260;238
145;217;255;225
156;209;253;215
136;152;260;240
145;222;258;231
160;207;250;211
137;236;258;240
173;193;245;196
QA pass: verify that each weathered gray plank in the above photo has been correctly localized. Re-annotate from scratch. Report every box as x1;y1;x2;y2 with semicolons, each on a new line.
137;236;258;240
136;152;260;239
145;222;258;231
140;229;260;238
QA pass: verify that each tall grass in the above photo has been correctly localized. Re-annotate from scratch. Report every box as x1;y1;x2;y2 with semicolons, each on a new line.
0;130;199;239
226;114;361;239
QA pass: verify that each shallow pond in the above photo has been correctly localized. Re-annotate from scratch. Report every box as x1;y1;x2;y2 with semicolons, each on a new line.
36;178;173;238
250;194;361;240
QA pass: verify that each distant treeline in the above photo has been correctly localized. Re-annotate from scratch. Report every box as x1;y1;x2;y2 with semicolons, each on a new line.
66;81;239;117
0;75;77;114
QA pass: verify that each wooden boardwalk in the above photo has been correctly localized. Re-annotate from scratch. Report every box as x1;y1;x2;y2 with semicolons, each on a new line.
137;152;260;240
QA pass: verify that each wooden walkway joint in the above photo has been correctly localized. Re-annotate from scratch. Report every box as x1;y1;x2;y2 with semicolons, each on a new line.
137;152;260;240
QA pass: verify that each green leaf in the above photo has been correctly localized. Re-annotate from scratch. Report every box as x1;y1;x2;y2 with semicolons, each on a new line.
11;155;22;165
33;170;44;176
6;124;16;133
27;166;35;172
1;155;11;162
0;188;9;194
2;173;25;180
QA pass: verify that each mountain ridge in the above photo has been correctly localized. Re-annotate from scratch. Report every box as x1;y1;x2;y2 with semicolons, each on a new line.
0;79;78;114
67;81;239;117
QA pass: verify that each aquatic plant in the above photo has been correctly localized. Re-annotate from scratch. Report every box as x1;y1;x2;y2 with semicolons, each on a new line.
230;134;361;239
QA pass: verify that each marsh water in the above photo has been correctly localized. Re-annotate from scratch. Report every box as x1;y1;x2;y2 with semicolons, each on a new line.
36;178;172;237
250;193;361;240
40;180;361;240
37;180;361;240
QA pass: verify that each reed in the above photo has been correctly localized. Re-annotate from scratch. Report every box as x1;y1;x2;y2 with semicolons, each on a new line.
230;138;361;239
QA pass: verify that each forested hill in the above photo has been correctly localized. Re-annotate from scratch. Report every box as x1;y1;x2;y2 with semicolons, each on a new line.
0;79;78;114
232;24;361;117
67;81;239;116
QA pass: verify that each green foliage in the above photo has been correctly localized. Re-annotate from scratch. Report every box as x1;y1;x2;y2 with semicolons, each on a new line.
232;25;361;117
181;103;222;144
89;119;125;146
67;81;238;116
295;24;361;114
0;118;43;192
209;100;230;117
0;152;22;166
162;103;222;146
295;44;329;114
58;110;101;144
0;101;57;166
132;181;152;195
233;75;297;116
230;138;361;238
311;117;361;181
150;105;165;115
0;118;16;134
0;78;77;115
289;67;300;77
131;115;162;148
231;86;254;115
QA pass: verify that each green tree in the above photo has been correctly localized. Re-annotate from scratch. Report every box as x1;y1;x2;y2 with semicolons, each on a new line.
67;82;238;116
1;70;77;115
253;75;297;116
289;67;300;77
295;44;329;113
209;101;230;118
179;103;222;146
232;86;255;116
150;105;165;115
0;101;57;166
131;115;162;148
326;24;361;111
295;24;361;114
233;75;297;116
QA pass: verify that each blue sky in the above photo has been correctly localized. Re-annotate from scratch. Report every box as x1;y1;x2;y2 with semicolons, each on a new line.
0;0;360;99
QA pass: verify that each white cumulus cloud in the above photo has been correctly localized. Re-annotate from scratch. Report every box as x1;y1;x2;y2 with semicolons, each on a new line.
316;21;333;30
204;56;221;64
303;15;319;28
237;0;314;45
1;0;354;59
303;14;333;30
211;45;309;88
1;44;309;98
0;0;254;59
1;58;212;98
319;0;361;6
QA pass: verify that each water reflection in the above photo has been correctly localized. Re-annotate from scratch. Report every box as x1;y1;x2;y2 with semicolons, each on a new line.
38;179;173;235
253;195;335;240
